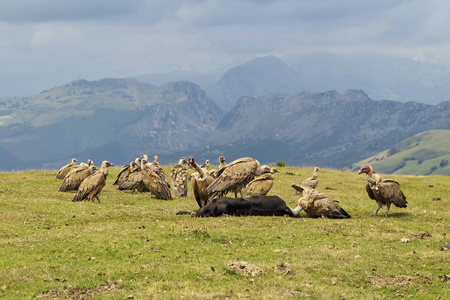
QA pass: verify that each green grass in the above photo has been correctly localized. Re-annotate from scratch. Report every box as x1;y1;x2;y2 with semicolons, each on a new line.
352;130;450;175
0;166;449;299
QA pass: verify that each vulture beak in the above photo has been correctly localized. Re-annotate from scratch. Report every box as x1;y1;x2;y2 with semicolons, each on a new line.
357;169;364;174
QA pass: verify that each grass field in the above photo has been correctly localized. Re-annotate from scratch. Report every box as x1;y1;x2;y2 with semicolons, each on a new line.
0;166;448;299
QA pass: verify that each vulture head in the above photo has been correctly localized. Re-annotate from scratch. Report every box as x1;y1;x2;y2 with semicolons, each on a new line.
257;165;274;175
71;158;77;164
179;157;188;165
358;165;373;175
140;154;148;161
188;156;197;167
101;161;114;168
219;156;225;163
87;159;93;166
134;157;141;164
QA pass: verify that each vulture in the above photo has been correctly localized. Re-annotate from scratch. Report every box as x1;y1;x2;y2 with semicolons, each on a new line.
113;158;141;186
152;155;159;166
241;169;279;197
201;159;210;169
56;158;77;179
188;156;215;208
206;157;273;200
169;157;188;197
59;165;96;192
296;167;320;194
291;183;351;219
358;165;407;217
117;161;172;200
72;161;113;203
219;156;226;168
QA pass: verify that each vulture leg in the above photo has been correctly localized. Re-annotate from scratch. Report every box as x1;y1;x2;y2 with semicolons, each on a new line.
372;202;382;216
384;202;391;218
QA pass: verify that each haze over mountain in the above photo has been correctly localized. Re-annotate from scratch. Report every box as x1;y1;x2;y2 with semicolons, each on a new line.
135;53;450;112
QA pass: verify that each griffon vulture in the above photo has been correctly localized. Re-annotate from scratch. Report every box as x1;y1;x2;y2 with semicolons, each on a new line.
296;167;320;194
118;163;172;200
59;165;96;192
206;157;273;200
72;161;113;203
113;158;141;186
291;183;351;219
188;156;215;208
56;158;77;179
358;165;407;217
170;157;188;197
241;169;278;197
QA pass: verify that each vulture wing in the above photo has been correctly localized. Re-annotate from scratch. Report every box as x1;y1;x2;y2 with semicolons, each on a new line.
313;197;351;219
170;165;188;197
142;167;172;200
117;171;146;192
113;165;131;185
365;183;378;200
241;174;274;197
59;166;94;192
206;157;258;197
378;180;407;208
72;172;105;202
301;177;318;189
56;163;76;179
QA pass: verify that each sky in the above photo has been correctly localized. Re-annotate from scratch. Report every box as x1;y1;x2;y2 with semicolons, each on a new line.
1;0;450;97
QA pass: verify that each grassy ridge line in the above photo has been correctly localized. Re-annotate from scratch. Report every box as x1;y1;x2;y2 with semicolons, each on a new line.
353;130;450;175
0;166;448;299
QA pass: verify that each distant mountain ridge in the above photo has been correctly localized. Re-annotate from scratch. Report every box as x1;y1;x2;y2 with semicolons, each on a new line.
0;77;448;174
201;90;449;169
136;53;450;111
0;79;224;170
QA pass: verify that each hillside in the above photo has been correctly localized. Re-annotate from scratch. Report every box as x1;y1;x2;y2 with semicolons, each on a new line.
352;130;450;175
0;79;224;170
202;90;450;169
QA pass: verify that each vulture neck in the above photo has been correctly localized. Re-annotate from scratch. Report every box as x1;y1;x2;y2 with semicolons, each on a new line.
291;205;303;217
192;161;205;179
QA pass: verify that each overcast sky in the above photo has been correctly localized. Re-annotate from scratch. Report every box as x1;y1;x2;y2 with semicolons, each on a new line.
1;0;450;97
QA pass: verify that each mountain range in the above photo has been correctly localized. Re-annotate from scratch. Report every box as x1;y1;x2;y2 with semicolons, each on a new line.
0;53;449;173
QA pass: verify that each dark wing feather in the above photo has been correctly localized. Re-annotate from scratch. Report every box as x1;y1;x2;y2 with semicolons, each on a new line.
72;172;104;202
59;166;93;192
56;163;76;179
365;183;377;200
113;165;131;185
378;180;407;208
206;157;257;195
143;167;172;200
118;171;145;191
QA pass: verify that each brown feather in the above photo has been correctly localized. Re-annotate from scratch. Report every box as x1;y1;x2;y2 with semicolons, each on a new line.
358;165;407;217
170;158;188;197
55;158;77;179
241;173;275;197
291;183;351;219
72;161;113;202
59;165;96;192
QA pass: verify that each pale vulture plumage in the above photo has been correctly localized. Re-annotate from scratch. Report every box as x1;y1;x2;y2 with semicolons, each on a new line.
72;161;113;203
241;169;279;197
291;183;351;219
170;157;188;197
117;160;172;200
188;156;215;208
56;158;77;179
59;165;96;192
296;167;320;194
206;157;273;200
358;165;407;217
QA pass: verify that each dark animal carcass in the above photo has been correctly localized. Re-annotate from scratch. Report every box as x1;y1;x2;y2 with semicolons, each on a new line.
177;195;296;218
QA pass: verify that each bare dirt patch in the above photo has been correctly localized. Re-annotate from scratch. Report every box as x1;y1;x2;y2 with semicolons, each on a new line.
225;261;263;276
35;280;124;299
368;274;415;289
